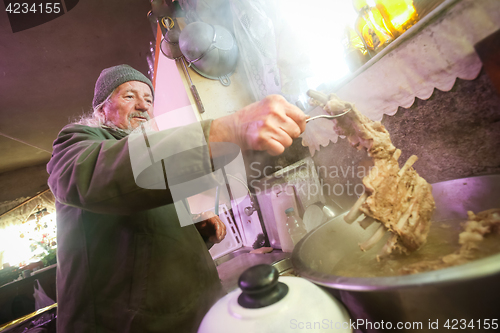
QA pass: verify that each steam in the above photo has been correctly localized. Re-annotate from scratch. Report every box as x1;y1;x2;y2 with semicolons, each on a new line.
178;0;357;104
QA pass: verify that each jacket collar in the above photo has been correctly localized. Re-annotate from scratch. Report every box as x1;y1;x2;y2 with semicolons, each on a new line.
101;125;130;140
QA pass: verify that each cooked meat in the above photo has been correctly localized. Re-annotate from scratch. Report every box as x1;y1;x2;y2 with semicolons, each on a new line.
399;208;500;274
308;91;435;254
363;154;435;253
460;209;500;244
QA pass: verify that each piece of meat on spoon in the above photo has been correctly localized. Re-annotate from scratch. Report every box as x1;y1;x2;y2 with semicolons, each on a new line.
307;91;436;255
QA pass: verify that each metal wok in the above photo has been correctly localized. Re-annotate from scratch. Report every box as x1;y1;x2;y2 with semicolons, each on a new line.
292;174;500;332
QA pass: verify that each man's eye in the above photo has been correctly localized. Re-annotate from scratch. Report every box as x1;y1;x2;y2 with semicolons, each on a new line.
125;95;134;99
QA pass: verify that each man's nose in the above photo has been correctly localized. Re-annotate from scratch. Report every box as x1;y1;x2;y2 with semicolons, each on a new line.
136;98;150;110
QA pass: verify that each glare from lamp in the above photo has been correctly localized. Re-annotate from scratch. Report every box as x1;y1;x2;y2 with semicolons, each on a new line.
277;0;358;90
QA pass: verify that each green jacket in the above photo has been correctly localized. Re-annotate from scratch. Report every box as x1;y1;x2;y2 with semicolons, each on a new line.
47;122;224;333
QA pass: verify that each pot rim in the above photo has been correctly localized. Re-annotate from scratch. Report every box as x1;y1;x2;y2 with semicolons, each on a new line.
292;250;500;291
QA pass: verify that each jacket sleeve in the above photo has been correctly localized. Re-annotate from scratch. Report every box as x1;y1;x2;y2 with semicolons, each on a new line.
47;121;214;215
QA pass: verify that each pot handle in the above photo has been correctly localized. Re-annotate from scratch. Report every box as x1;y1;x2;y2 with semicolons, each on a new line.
237;264;289;308
219;75;231;86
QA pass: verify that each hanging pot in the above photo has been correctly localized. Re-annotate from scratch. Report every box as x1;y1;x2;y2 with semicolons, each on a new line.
179;21;238;86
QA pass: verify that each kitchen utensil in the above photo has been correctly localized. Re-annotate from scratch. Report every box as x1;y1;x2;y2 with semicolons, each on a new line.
302;204;326;232
271;257;294;275
305;108;352;123
214;186;220;216
316;202;341;219
198;264;352;333
292;174;500;332
158;16;206;114
305;89;352;122
179;22;238;86
159;17;183;60
253;157;325;249
179;57;205;114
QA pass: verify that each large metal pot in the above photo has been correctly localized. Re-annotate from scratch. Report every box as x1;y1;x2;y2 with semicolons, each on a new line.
292;174;500;332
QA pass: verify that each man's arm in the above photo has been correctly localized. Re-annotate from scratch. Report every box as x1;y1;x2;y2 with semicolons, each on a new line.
209;95;308;156
48;96;307;215
47;122;213;215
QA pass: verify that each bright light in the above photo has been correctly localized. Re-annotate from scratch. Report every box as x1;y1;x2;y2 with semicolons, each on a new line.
277;0;358;90
0;225;32;267
0;212;57;267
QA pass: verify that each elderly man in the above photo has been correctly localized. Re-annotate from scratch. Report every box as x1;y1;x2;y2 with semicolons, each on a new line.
47;64;307;333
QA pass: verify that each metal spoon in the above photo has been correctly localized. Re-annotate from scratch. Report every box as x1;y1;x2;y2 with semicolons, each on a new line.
305;107;352;123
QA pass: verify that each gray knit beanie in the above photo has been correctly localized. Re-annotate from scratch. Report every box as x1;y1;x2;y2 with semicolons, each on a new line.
92;64;154;108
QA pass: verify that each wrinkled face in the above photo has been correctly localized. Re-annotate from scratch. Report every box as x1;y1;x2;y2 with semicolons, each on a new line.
101;81;153;131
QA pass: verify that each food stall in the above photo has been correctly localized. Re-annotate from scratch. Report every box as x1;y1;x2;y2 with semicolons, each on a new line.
0;191;57;328
0;0;499;331
148;0;500;331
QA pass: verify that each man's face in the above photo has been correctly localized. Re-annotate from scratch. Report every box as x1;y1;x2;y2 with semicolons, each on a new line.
102;81;154;131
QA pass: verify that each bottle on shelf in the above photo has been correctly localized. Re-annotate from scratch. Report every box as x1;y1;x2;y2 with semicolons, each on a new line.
352;0;395;55
285;208;307;247
342;25;371;72
374;0;419;36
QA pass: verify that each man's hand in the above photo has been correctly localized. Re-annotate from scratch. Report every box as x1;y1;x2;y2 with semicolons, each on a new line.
210;95;308;156
194;211;227;244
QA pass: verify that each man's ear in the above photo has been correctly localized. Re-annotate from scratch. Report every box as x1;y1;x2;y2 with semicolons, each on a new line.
95;104;107;123
98;104;107;118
